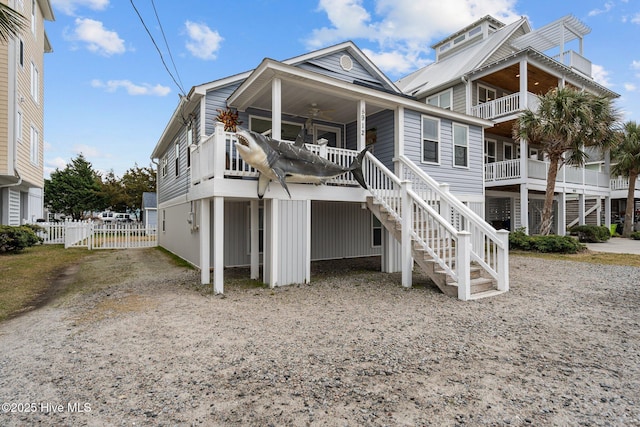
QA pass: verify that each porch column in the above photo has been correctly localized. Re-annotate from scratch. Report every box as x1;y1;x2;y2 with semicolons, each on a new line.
200;199;211;285
213;197;224;293
557;192;567;236
263;198;279;287
578;193;586;226
520;184;529;234
394;106;404;174
596;196;602;226
272;78;282;140
357;99;366;151
401;180;413;288
604;196;612;231
519;60;528;109
250;199;260;280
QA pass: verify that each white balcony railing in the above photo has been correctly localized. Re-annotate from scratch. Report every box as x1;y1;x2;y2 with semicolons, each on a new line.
553;50;592;78
484;158;610;189
190;122;361;186
611;176;640;191
470;92;540;120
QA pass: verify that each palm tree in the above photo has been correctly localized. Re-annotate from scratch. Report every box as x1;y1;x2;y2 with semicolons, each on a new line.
611;121;640;238
0;3;27;43
514;87;619;235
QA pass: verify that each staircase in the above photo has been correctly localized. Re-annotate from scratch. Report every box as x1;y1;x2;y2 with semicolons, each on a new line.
361;153;509;300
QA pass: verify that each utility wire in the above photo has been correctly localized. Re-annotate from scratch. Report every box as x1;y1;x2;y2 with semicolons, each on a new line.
129;0;186;97
150;0;185;95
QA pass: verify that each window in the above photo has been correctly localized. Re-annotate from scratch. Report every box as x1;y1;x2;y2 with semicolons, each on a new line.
485;139;496;163
30;62;38;103
30;126;38;164
186;124;193;168
31;0;36;35
421;116;440;164
453;123;469;168
504;142;514;160
174;142;180;177
372;214;382;247
162;210;166;232
468;26;482;37
426;89;452;110
478;85;496;103
249;117;302;141
18;39;24;68
16;111;22;143
439;42;451;53
161;156;167;177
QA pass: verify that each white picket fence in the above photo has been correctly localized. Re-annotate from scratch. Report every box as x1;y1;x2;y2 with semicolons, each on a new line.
37;221;157;250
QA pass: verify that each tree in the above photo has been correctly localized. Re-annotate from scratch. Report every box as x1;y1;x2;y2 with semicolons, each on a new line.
119;164;157;220
514;87;619;235
100;170;128;213
611;121;640;238
0;3;27;43
44;154;107;220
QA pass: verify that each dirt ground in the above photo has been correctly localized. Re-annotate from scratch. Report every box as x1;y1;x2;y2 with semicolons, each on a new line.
0;248;639;426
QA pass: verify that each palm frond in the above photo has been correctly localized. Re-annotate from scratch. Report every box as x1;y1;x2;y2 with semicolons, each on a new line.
0;3;28;43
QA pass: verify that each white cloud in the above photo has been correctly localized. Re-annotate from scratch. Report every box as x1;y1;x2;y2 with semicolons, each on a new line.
184;21;223;60
45;156;68;174
305;0;520;77
633;13;640;24
362;48;431;76
91;79;171;96
624;83;637;92
69;18;125;56
592;64;612;87
73;144;105;158
632;60;640;70
588;1;614;17
51;0;109;16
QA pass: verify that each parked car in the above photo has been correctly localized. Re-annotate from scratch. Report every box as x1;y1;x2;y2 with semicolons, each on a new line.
99;212;133;223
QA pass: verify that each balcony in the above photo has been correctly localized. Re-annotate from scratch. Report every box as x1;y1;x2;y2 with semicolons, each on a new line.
190;124;361;187
610;176;640;192
553;50;592;78
485;158;610;189
470;92;540;120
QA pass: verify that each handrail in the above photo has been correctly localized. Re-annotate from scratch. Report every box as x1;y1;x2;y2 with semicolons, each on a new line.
398;155;508;290
362;152;459;280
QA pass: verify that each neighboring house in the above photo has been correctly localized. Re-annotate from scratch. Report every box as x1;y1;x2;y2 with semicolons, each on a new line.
151;41;509;300
141;191;157;228
0;0;54;225
396;14;622;235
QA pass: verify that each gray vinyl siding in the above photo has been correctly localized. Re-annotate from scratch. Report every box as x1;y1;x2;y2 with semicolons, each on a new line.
403;109;483;196
298;51;388;91
204;82;242;135
221;201;252;267
311;201;381;260
452;82;466;114
345;110;395;170
157;127;189;204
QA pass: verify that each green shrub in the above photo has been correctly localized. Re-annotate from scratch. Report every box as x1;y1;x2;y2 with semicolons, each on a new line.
631;231;640;240
569;225;611;243
509;227;584;254
0;225;43;254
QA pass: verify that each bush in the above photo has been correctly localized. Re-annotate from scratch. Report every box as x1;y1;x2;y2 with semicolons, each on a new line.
569;225;611;243
0;225;43;254
631;231;640;240
509;227;584;254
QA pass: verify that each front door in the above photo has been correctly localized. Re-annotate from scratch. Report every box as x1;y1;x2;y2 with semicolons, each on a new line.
314;124;342;148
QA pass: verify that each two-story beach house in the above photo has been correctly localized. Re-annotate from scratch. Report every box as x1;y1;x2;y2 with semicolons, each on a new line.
396;15;622;234
151;41;510;301
0;0;54;225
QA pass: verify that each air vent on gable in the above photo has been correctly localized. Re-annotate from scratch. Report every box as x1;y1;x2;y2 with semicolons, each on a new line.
340;54;353;71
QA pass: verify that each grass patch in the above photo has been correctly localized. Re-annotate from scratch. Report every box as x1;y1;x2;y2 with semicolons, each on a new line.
511;250;640;268
0;245;95;322
155;246;195;269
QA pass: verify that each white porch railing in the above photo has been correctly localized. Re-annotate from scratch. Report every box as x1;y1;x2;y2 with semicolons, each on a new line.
191;123;361;186
553;50;592;77
470;92;540;120
484;158;610;189
611;176;640;191
398;156;509;294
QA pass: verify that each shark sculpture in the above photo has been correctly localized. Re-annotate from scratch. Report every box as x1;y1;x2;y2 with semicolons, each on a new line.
235;129;369;199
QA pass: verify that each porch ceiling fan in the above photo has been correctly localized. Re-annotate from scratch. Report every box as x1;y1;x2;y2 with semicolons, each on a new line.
307;103;334;121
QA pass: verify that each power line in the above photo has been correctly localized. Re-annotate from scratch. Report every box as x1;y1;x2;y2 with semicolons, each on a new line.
129;0;186;97
150;0;185;95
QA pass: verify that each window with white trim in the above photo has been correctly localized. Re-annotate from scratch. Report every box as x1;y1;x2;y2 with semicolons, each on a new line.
174;142;180;177
453;123;469;168
426;89;452;110
421;116;440;164
16;111;22;143
18;39;24;68
186;123;193;168
485;139;496;163
30;62;38;103
31;0;36;35
30;126;38;164
372;214;382;247
249;116;302;141
478;85;496;103
161;156;167;177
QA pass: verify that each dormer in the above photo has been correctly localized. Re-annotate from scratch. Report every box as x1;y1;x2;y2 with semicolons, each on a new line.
431;15;505;62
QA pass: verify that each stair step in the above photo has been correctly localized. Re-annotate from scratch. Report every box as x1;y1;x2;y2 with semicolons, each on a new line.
468;289;507;300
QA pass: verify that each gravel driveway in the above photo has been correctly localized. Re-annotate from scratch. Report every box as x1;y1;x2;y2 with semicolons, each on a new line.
0;248;639;426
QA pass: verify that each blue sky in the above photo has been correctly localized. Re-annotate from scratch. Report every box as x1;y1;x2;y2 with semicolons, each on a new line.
43;0;640;178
